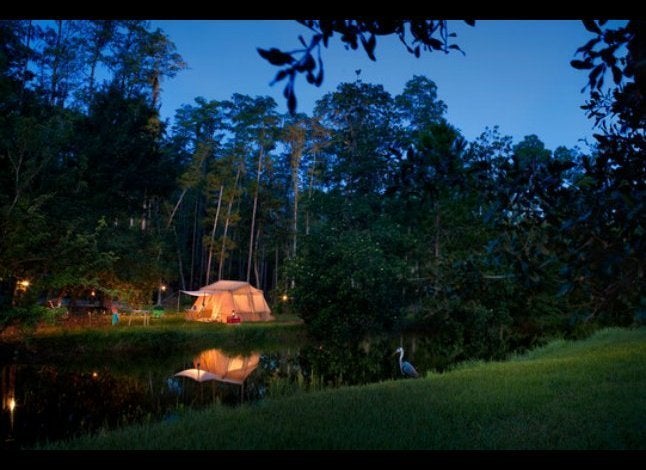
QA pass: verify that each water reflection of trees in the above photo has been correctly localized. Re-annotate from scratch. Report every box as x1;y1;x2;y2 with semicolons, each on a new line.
299;337;401;387
5;364;152;447
251;337;411;399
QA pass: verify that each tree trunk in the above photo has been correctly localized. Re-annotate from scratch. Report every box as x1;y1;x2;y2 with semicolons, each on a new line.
205;185;223;285
293;176;299;258
50;20;63;106
433;204;440;295
274;247;279;290
173;227;186;290
7;150;23;217
434;204;440;259
151;70;160;110
259;242;268;290
197;194;207;288
87;20;115;97
141;192;148;231
305;153;317;236
218;165;241;280
290;136;303;258
88;55;98;96
189;197;198;289
19;20;33;105
246;145;264;282
253;223;262;286
167;188;187;228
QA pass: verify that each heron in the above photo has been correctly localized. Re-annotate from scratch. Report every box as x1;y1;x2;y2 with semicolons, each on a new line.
393;346;419;378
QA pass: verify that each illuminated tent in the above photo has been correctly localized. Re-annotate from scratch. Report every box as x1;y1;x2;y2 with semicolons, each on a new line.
182;280;274;323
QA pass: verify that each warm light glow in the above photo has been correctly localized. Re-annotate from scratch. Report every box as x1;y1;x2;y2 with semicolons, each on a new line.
8;398;16;412
92;371;98;379
91;290;96;296
281;294;288;302
161;285;167;292
19;280;30;288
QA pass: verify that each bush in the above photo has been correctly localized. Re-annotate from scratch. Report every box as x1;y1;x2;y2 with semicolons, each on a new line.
287;229;407;340
42;306;69;325
0;305;50;334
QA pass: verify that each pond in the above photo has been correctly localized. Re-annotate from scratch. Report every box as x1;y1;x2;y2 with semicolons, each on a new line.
1;334;441;449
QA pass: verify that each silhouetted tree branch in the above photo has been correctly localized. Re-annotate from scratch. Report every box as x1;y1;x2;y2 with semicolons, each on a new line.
258;19;475;113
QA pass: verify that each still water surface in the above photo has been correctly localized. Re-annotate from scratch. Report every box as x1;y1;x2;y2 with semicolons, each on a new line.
1;335;437;448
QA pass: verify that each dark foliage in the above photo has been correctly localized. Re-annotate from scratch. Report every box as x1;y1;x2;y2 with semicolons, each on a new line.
259;19;474;113
564;20;645;323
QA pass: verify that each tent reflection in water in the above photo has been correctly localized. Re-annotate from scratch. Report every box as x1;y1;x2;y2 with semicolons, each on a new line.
174;368;218;383
182;280;274;323
192;349;260;385
174;349;260;402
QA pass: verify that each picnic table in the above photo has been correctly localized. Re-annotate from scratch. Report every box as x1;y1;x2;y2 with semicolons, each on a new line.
127;310;151;326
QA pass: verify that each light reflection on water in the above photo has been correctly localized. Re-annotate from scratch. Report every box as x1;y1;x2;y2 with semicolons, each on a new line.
1;336;432;449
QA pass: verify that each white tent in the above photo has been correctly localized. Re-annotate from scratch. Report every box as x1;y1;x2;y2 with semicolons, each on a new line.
182;280;274;323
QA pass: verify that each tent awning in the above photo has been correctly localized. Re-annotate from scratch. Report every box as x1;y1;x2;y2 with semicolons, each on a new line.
181;290;212;297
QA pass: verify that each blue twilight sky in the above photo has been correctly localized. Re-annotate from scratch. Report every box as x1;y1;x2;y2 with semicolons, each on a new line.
151;20;621;152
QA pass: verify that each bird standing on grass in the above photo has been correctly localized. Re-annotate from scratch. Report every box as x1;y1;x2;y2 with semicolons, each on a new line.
394;346;419;378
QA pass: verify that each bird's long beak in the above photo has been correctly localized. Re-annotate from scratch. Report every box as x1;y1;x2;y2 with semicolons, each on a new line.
391;350;399;356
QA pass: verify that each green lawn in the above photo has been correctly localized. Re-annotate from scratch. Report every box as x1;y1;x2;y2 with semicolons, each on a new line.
42;327;646;449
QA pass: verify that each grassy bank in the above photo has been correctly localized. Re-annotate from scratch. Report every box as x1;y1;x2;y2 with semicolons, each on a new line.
0;314;306;364
43;327;646;450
